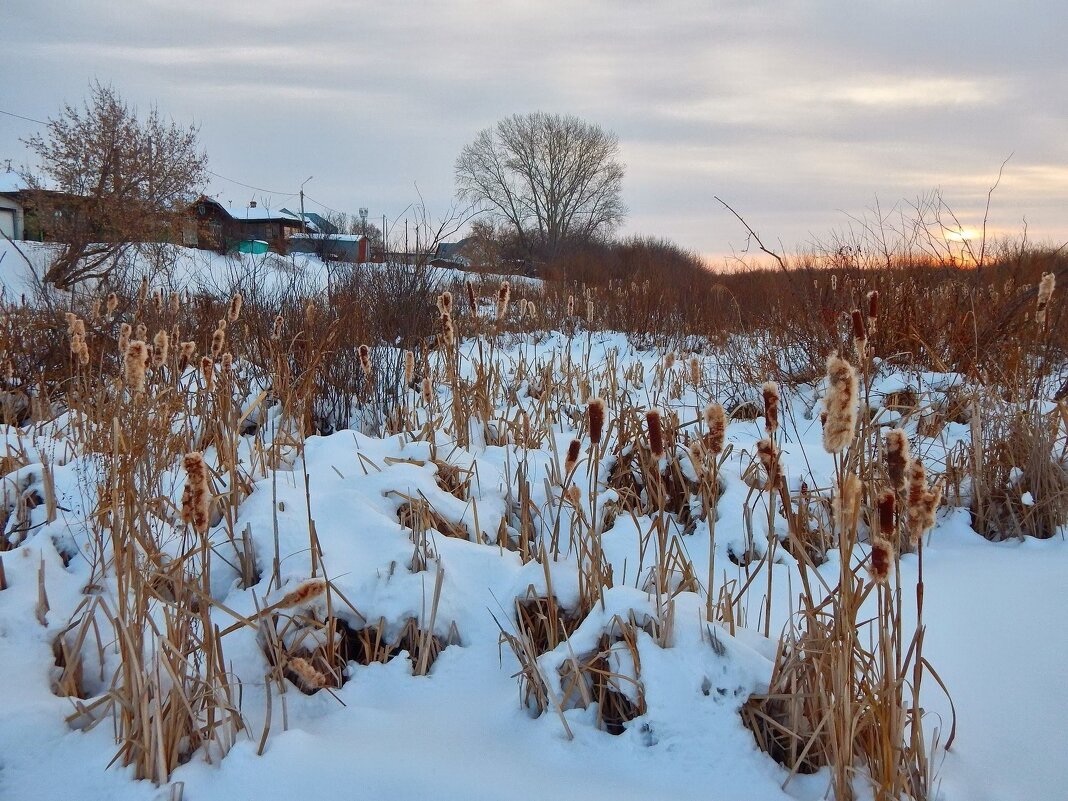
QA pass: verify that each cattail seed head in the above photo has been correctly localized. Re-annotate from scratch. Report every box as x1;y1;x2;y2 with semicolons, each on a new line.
646;410;665;460
1036;271;1055;328
180;341;196;365
704;404;726;456
200;356;215;391
518;298;528;318
527;301;537;319
217;317;227;332
404;350;415;385
137;276;149;306
181;451;211;534
70;332;84;357
440;312;455;347
210;326;226;358
153;289;163;313
689;356;702;386
64;312;77;335
277;578;328;608
465;280;478;316
272;314;284;341
885;429;910;491
878;488;896;539
565;439;581;475
587;397;606;446
169;292;180;315
105;292;118;316
287;656;328;691
495;280;511;321
868;537;894;584
421;376;433;404
135;322;147;341
851;309;867;354
822;353;858;454
833;473;862;534
756;437;781;489
91;298;102;321
866;290;878;325
358;344;372;377
762;381;780;435
221;352;233;372
118;323;132;355
124;341;147;393
227;293;243;322
567;294;575;317
663;352;675;371
152;330;169;368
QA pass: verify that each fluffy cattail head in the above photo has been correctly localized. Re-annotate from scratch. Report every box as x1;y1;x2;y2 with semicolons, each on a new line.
565;439;581;475
169;292;180;315
465;280;478;316
358;344;372;376
286;656;328;691
885;429;910;491
689;356;702;386
152;330;169;368
200;356;215;391
421;376;433;404
833;473;862;534
91;298;102;321
587;397;605;446
277;578;328;608
646;410;665;460
181;451;211;534
1036;271;1055;328
105;292;118;316
878;489;896;538
64;311;77;335
137;276;149;306
135;322;147;341
118;323;132;354
211;325;226;358
822;354;858;454
762;381;780;435
567;294;575;317
404;350;415;385
704;403;726;456
152;289;163;313
527;301;537;319
221;352;233;372
124;341;147;393
663;352;675;371
227;292;243;322
866;290;878;324
756;437;781;489
272;314;284;341
518;298;528;318
495;280;511;321
180;341;196;364
440;312;455;347
868;537;894;584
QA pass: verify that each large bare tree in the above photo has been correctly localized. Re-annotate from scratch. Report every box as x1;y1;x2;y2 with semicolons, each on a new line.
22;82;208;288
455;112;625;259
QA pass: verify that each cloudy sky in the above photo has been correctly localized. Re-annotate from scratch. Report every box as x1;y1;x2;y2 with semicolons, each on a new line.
2;0;1065;263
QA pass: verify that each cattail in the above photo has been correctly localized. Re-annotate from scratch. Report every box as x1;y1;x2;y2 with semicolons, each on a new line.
527;301;537;319
868;537;894;584
227;292;243;322
209;325;225;358
124;341;147;393
200;356;215;391
440;312;455;347
180;341;196;366
564;484;581;506
135;322;147;341
153;289;163;314
866;290;878;332
567;294;575;317
217;317;227;332
851;309;867;361
436;291;453;315
756;437;781;489
646;410;665;460
358;344;372;377
518;298;528;318
822;353;858;454
565;439;581;475
833;473;861;534
78;339;89;365
404;350;415;385
272;314;284;341
169;292;180;315
137;276;149;307
105;292;118;318
885;429;910;491
587;397;605;446
277;578;328;608
118;322;132;355
704;403;726;456
905;459;927;540
465;280;478;316
221;352;233;372
421;376;433;404
91;298;102;321
70;332;84;357
663;352;675;371
1036;271;1055;328
152;330;169;368
687;440;706;479
287;656;328;691
689;356;702;386
762;381;779;435
878;489;896;539
64;312;77;335
495;280;511;321
181;451;211;534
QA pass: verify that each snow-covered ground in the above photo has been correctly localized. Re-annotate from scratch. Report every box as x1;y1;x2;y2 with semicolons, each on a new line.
0;321;1064;800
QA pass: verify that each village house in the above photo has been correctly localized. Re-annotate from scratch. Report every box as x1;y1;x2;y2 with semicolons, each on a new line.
0;171;27;240
185;196;310;254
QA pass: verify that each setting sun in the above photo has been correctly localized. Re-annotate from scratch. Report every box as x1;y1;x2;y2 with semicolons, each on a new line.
945;226;979;242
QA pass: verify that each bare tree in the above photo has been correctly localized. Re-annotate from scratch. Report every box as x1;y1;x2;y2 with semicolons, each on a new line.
22;82;208;288
455;112;626;260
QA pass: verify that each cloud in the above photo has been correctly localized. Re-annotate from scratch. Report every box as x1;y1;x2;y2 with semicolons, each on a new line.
1;0;1066;254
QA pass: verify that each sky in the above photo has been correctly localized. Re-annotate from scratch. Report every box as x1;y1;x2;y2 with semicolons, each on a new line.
1;0;1066;265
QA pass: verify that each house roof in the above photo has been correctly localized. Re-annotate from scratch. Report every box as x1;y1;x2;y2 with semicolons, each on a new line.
0;171;27;195
196;196;305;223
434;238;473;260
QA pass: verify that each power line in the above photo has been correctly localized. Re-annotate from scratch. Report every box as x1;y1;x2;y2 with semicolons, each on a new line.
0;108;48;126
206;169;297;198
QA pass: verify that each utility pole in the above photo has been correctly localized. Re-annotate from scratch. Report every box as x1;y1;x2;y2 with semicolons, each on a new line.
299;175;313;234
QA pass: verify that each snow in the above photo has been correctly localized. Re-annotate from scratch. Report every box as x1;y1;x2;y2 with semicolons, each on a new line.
0;266;1064;800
